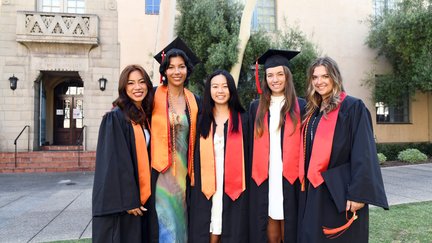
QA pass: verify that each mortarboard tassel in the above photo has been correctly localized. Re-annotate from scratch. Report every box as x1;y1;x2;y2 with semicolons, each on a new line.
255;60;262;94
322;211;358;239
160;50;165;84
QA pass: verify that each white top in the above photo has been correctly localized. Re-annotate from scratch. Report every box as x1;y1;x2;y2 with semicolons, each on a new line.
144;128;150;146
210;133;225;234
268;95;285;220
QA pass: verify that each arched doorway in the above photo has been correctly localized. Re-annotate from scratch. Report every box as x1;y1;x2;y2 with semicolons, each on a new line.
53;80;84;145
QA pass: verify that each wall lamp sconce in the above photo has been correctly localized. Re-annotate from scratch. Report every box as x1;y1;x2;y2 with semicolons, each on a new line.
98;76;107;91
9;75;18;90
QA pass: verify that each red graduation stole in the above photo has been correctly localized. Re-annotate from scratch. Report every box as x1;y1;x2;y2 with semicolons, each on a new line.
299;92;347;189
200;112;245;201
151;86;198;186
131;122;151;205
252;100;301;186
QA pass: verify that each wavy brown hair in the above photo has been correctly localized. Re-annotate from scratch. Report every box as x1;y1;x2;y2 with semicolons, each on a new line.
113;64;153;126
255;66;299;137
304;57;345;121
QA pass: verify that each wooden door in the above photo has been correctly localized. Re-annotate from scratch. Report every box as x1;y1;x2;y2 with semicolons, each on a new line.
54;95;83;145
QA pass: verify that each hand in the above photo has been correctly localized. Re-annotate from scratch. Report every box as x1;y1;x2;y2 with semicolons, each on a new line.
346;200;364;213
127;206;147;216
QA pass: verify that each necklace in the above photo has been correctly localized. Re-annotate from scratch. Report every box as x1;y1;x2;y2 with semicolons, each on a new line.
310;115;318;141
168;89;181;175
167;88;193;176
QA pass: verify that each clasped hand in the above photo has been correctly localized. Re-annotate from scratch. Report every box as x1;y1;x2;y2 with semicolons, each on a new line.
127;206;147;216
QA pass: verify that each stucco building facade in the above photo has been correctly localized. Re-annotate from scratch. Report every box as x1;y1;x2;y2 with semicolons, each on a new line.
0;0;430;161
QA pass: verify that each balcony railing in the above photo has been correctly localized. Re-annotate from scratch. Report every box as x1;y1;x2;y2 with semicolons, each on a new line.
16;11;99;45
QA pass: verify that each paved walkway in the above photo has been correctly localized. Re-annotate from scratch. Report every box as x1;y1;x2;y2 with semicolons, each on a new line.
0;163;431;242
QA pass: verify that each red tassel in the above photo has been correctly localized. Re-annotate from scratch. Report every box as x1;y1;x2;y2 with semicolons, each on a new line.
322;211;358;239
160;50;165;84
255;60;262;94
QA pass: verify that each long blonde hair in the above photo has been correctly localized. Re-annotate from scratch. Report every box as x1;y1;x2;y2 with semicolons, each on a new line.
304;57;345;121
255;66;299;137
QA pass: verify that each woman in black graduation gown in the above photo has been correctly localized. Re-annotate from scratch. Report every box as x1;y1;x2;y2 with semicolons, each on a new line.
249;49;306;243
92;65;155;243
189;70;249;243
297;56;389;242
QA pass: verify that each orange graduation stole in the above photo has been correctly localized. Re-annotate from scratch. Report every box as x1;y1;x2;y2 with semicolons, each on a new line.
200;112;245;201
131;122;151;205
151;86;198;186
252;100;301;186
299;92;347;189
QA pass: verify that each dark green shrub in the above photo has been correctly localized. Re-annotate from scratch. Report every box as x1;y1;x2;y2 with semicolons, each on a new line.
376;142;432;161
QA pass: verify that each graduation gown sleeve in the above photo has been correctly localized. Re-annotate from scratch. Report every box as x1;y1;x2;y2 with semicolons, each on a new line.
345;98;389;209
92;108;141;216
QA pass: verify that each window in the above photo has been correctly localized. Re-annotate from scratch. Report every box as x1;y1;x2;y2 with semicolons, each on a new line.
375;95;410;123
251;0;276;31
374;0;400;17
145;0;160;15
38;0;85;14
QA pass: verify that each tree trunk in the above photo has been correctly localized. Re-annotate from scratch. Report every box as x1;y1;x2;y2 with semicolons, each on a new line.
230;0;257;87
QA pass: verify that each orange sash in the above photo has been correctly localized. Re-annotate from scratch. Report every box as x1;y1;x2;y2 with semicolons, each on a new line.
132;122;151;205
200;113;245;201
299;92;346;189
252;100;301;186
151;86;198;186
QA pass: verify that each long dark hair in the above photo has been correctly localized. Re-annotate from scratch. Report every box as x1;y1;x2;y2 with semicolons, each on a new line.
113;64;153;126
255;66;298;137
159;48;194;86
200;69;245;138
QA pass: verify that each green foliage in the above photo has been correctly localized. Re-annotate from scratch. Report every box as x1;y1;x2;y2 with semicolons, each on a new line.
376;142;432;160
377;153;387;164
175;1;319;106
370;201;432;242
176;0;242;94
397;148;428;163
366;0;432;105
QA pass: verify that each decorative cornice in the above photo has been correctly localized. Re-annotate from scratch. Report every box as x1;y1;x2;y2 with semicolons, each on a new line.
16;11;99;45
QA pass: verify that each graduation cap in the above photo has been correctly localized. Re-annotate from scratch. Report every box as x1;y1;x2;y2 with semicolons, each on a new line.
254;49;300;94
153;37;200;66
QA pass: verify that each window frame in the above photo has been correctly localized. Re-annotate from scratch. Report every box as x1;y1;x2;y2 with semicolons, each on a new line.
145;0;160;15
38;0;85;14
375;95;411;124
251;0;276;32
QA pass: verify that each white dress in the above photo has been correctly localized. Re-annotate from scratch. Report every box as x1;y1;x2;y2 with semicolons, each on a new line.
268;95;285;220
209;133;225;234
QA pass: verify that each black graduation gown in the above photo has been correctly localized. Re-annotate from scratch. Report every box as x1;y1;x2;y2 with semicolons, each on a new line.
92;107;157;243
248;98;306;243
188;112;250;243
297;96;389;243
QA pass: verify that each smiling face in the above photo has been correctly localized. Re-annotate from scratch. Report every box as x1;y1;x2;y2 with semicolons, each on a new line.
126;70;148;107
265;65;286;96
165;56;187;88
312;65;334;99
210;74;230;106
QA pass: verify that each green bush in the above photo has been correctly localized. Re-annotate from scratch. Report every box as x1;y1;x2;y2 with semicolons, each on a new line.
397;149;428;163
377;153;387;164
376;143;432;161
